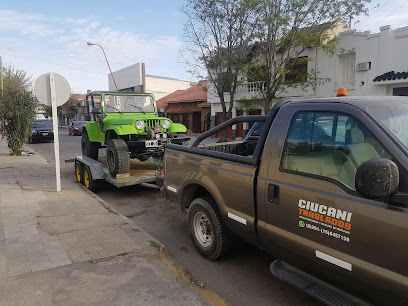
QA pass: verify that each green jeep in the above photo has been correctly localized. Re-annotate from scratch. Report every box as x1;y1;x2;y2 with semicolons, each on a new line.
81;91;188;176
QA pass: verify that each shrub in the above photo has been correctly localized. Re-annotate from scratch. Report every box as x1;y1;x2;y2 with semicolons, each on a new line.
0;89;37;155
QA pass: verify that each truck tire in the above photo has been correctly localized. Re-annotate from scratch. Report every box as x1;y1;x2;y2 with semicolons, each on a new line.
81;132;99;160
107;139;130;177
188;197;231;260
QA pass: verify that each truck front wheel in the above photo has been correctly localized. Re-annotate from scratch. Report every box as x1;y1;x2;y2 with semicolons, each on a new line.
188;197;231;260
107;139;130;177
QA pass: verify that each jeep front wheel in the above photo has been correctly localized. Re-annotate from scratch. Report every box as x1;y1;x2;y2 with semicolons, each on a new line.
107;139;130;177
81;132;99;160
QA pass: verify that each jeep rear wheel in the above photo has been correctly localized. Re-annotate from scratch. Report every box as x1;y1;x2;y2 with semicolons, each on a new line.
107;139;130;176
81;132;99;160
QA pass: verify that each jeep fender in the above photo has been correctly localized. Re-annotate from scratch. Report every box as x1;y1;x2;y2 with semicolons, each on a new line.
168;123;187;134
83;122;104;143
107;125;139;136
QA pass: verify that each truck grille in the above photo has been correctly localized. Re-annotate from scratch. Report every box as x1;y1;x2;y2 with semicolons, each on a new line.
144;119;161;133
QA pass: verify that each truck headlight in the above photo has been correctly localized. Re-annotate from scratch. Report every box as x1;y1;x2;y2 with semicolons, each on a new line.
135;120;145;130
161;120;170;129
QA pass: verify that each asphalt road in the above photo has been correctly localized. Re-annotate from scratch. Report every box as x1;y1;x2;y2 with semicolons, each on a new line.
29;128;320;306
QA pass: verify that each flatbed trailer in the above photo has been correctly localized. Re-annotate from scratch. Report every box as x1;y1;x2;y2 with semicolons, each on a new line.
73;155;160;191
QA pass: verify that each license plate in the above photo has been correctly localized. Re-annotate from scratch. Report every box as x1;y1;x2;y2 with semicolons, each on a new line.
41;133;48;136
145;140;159;147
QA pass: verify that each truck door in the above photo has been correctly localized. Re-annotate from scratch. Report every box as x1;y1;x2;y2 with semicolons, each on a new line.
259;103;408;301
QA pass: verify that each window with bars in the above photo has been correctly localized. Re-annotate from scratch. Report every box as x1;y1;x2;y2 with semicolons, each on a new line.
339;53;356;84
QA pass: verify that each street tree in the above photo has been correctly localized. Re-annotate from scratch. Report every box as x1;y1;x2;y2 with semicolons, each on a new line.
58;96;81;124
181;0;259;137
246;0;370;113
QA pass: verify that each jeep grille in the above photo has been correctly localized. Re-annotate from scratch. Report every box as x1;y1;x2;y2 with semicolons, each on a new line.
144;119;162;133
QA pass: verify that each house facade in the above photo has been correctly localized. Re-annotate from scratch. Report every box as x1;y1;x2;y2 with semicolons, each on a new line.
208;24;408;138
156;81;210;134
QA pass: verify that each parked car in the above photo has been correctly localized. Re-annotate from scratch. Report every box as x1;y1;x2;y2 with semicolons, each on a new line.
163;96;408;305
29;119;54;143
69;121;84;136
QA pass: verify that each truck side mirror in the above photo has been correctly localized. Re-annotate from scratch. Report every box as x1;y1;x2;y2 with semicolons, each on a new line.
355;158;399;199
92;107;101;115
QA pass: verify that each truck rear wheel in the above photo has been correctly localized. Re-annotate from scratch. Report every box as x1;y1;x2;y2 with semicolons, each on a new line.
81;132;99;160
107;139;130;177
188;197;231;260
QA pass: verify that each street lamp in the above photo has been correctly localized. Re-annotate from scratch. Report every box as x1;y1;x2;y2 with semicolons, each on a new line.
87;42;119;91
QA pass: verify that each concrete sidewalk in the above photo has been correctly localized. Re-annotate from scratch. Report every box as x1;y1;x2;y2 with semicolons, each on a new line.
0;138;213;305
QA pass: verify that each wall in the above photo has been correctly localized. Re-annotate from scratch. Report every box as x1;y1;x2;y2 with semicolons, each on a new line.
145;76;192;100
109;63;194;101
109;63;142;91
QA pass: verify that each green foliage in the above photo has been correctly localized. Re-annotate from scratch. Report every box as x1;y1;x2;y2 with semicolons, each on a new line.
0;89;37;155
58;96;80;121
0;64;37;155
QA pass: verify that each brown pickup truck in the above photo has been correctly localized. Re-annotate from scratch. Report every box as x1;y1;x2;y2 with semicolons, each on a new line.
163;96;408;305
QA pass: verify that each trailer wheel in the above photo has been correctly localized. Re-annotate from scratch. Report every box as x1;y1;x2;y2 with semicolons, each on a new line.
75;161;83;183
188;197;231;260
81;131;99;160
107;139;130;177
83;165;97;191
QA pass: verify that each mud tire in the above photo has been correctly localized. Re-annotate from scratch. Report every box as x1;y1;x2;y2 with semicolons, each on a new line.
106;139;130;176
81;131;99;160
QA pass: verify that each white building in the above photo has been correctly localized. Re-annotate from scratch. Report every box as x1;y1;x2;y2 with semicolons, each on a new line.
208;24;408;137
108;63;194;100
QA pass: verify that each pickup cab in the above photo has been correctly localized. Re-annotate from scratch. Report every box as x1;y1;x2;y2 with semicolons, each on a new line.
163;96;408;305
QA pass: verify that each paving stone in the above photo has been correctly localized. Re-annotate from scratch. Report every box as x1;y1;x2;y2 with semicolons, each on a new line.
26;245;48;258
31;261;53;272
69;253;91;263
43;240;65;254
48;252;72;267
7;260;31;277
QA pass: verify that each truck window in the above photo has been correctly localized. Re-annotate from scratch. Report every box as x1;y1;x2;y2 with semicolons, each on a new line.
281;112;391;190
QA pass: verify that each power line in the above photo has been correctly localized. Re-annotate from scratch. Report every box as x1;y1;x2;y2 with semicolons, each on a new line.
0;44;106;75
370;0;408;30
355;0;393;26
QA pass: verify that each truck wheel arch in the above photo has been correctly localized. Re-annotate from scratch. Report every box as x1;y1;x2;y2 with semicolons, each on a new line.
180;183;224;214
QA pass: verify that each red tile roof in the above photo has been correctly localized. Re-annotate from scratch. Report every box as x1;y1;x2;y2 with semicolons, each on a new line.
197;102;211;108
156;81;207;109
166;105;193;114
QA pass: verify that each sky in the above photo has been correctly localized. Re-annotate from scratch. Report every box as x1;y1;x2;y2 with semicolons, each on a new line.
1;0;408;94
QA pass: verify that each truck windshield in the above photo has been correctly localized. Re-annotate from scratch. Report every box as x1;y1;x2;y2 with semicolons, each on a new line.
367;103;408;153
103;95;155;113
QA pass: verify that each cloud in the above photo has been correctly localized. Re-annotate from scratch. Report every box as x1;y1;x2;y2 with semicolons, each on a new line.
0;10;61;38
0;9;191;93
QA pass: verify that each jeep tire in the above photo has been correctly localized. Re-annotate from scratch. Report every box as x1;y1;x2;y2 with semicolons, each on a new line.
81;131;99;160
107;139;130;177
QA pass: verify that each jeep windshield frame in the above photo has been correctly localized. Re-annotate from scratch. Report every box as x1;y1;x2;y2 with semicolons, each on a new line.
102;94;155;113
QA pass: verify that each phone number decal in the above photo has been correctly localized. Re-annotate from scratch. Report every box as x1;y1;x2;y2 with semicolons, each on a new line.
300;222;350;242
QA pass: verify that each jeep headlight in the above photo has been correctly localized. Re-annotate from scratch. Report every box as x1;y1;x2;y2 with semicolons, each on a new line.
135;120;145;130
161;119;170;129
